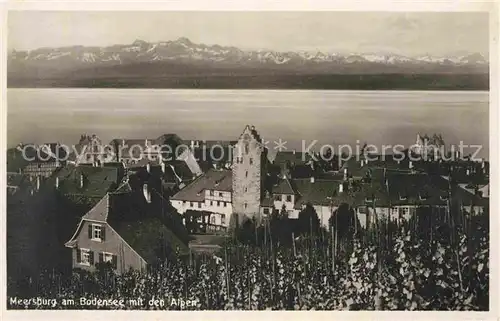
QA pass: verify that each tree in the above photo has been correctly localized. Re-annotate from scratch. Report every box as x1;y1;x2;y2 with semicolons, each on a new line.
297;203;320;236
329;203;357;239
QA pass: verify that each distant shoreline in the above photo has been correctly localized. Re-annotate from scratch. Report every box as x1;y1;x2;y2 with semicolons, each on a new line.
7;73;489;91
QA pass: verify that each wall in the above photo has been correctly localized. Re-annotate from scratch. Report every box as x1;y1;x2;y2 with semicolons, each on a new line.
232;127;262;223
72;220;146;274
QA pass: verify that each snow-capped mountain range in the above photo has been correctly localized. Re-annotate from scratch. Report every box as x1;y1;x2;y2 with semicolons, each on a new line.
8;37;488;69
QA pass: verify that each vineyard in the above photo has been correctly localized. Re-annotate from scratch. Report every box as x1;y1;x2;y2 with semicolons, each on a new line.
7;207;489;311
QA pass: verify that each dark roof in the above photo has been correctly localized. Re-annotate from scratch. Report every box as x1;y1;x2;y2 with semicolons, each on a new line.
53;165;120;198
292;179;340;208
7;172;26;187
110;217;189;262
171;169;232;202
68;191;189;262
274;151;311;166
273;177;296;195
385;173;448;206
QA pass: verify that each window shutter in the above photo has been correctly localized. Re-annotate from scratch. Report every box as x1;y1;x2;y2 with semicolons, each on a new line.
89;251;94;265
76;249;81;263
99;252;103;263
112;255;118;269
88;224;92;239
101;227;106;241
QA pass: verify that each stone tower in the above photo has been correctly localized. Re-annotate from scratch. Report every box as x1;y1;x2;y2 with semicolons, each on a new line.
231;125;265;227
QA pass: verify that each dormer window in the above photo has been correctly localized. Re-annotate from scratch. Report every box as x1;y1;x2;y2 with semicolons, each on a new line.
440;195;448;201
399;194;407;201
286;195;292;202
419;193;429;200
209;190;214;196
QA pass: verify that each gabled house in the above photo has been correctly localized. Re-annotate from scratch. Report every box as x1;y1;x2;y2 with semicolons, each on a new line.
65;192;188;274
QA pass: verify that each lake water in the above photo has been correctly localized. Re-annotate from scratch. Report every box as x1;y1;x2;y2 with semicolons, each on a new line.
7;89;489;159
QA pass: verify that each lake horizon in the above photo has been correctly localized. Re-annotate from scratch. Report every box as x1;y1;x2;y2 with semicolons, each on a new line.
7;88;489;159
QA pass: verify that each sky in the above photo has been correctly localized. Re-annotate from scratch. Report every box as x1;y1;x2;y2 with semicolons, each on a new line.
7;11;489;56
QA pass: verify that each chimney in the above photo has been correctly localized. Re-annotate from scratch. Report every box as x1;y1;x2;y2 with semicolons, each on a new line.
310;176;315;183
339;182;343;193
80;174;84;188
343;168;348;180
36;176;40;191
143;183;151;203
55;177;59;189
146;163;151;173
161;162;166;174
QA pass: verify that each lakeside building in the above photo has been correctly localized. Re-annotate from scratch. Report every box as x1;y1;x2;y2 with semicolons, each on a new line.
170;126;489;231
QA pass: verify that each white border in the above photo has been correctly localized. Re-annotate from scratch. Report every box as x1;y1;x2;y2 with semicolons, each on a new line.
0;1;499;321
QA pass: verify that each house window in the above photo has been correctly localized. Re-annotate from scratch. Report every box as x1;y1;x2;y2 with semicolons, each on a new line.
190;202;194;207
219;192;223;197
223;202;227;207
263;208;270;214
250;158;253;165
221;214;226;225
286;195;292;202
183;201;186;205
198;202;202;208
89;224;104;242
282;195;286;202
244;203;248;209
211;216;216;224
210;190;214;196
101;252;114;263
399;207;410;218
217;201;221;206
245;187;248;192
78;248;92;266
274;195;280;201
210;201;213;206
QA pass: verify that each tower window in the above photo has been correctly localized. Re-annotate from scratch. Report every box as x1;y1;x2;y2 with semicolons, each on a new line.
244;203;248;209
245;171;248;178
245;143;249;154
250;158;253;165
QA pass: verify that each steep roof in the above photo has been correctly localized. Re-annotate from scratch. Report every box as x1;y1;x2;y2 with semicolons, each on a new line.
67;192;189;263
274;151;311;166
170;169;232;202
273;177;296;195
292;179;340;208
53;165;120;198
110;217;189;263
